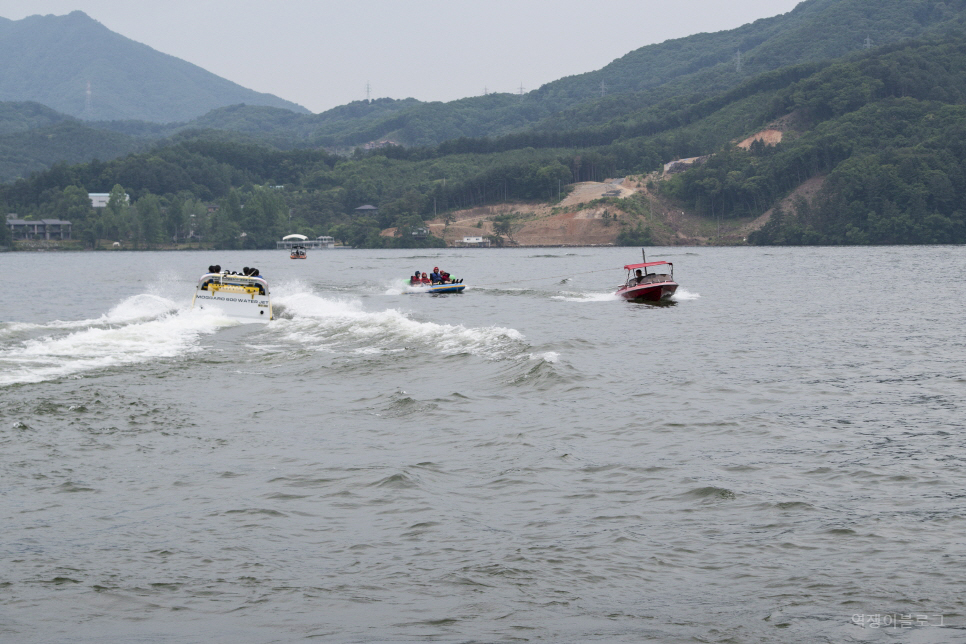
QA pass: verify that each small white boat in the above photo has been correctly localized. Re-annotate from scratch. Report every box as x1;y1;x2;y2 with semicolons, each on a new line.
191;265;273;323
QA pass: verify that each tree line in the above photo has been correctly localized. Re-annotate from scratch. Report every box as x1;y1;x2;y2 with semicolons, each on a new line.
4;30;966;248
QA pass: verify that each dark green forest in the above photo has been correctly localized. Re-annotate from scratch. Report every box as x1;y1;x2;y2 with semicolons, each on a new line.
4;0;966;248
4;0;964;182
141;0;966;149
666;37;966;244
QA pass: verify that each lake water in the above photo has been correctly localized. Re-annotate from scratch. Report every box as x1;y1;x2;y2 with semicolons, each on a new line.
2;246;964;643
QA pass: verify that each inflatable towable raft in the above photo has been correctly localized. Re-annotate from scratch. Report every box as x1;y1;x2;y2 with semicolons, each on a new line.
405;282;466;294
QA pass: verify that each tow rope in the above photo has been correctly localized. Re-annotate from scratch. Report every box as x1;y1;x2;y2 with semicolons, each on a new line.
471;267;617;288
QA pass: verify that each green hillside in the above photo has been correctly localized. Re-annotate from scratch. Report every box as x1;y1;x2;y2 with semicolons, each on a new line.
4;2;966;248
540;0;963;105
5;29;966;248
153;0;966;147
0;101;74;135
0;11;308;123
190;98;426;149
3;0;965;183
0;103;146;182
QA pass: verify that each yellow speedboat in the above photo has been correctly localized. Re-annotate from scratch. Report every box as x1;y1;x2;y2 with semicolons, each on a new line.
191;265;273;323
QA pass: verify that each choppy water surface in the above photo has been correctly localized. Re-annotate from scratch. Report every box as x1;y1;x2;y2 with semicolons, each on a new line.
2;246;965;643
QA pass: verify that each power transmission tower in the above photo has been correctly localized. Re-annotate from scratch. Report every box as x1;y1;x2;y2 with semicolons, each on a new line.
518;83;525;96
484;86;488;96
84;80;92;118
600;80;606;97
365;81;371;103
735;50;743;74
864;36;874;50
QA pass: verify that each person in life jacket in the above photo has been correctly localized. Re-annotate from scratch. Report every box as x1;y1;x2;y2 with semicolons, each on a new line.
438;269;451;283
410;270;422;285
430;267;442;283
421;272;431;284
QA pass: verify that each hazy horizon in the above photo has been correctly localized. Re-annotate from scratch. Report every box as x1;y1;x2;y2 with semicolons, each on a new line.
2;0;804;114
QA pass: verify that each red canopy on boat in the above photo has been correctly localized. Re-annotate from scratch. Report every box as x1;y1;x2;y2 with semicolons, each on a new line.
624;261;671;270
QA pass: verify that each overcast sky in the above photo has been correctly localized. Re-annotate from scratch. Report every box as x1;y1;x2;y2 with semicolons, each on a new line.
2;0;804;113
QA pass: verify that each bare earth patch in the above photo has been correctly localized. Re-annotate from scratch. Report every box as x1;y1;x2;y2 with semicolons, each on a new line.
425;183;635;247
405;166;823;246
737;129;784;149
558;179;634;207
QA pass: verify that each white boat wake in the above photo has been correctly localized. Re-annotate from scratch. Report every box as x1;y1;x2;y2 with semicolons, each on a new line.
0;295;233;386
268;291;526;360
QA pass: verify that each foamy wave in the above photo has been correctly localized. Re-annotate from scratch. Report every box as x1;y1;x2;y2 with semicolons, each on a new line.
0;308;231;387
272;292;526;360
529;351;560;363
104;294;181;323
551;291;620;302
267;278;314;299
3;294;180;335
672;288;701;301
384;279;413;295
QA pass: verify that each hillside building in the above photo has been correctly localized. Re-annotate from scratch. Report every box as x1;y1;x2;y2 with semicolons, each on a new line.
6;214;72;240
456;236;490;247
88;192;129;208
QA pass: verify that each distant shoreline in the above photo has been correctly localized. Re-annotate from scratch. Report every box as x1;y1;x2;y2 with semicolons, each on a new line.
4;243;713;253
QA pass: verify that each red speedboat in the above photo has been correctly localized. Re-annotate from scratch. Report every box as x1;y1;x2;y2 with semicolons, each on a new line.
616;261;678;301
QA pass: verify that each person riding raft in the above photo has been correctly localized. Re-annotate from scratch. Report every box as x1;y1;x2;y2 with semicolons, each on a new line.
408;268;462;286
432;267;460;284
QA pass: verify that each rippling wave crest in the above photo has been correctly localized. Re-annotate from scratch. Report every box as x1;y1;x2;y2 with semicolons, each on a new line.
0;294;232;386
672;288;701;301
551;291;620;302
1;284;538;386
270;291;527;360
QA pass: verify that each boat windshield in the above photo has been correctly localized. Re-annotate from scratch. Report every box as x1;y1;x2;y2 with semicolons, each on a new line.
624;262;673;286
199;273;267;285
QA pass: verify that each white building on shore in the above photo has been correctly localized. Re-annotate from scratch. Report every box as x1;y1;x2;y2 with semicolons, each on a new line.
88;192;129;208
275;234;336;249
456;236;490;248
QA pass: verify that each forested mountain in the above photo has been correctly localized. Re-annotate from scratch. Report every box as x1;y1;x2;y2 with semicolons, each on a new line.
0;121;145;183
537;0;964;110
6;25;966;249
0;102;148;182
4;0;966;249
131;0;966;147
0;101;72;135
3;0;965;183
0;11;308;122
